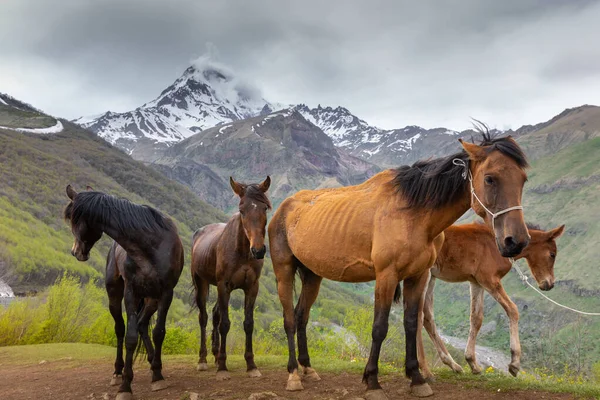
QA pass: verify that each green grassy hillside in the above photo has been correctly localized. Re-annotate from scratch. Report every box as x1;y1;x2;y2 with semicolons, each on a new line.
0;98;370;339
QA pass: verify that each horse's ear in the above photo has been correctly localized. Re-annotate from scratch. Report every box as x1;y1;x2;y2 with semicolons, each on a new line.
230;177;245;197
86;185;94;191
547;224;565;241
66;185;78;200
259;176;271;192
459;139;486;161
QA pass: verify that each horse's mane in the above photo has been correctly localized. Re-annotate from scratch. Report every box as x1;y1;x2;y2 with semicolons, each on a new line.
392;129;528;209
243;184;272;210
64;191;172;235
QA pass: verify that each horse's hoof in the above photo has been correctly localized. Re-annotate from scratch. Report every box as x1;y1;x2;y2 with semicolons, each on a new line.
410;383;433;397
470;364;482;375
302;367;321;382
116;392;132;400
248;369;262;378
509;364;520;377
197;362;208;371
110;374;122;386
286;371;303;391
365;389;389;400
451;363;464;374
216;370;231;381
151;379;168;392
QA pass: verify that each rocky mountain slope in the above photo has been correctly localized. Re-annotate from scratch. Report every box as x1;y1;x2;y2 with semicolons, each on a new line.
152;108;379;209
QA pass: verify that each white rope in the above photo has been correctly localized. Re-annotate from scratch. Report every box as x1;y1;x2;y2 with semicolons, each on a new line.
510;259;600;316
452;158;524;228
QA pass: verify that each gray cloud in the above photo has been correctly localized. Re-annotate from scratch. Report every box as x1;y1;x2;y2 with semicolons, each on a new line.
1;0;599;130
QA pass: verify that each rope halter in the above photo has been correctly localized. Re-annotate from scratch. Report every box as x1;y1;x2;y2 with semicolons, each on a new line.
452;158;524;229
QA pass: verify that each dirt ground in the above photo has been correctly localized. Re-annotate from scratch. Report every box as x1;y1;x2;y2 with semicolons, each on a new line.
1;359;579;400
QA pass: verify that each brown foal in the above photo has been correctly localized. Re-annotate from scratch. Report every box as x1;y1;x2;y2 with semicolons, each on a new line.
417;222;565;379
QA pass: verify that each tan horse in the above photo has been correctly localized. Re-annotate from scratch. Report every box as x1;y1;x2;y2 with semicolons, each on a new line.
417;222;565;379
268;134;530;399
191;176;271;380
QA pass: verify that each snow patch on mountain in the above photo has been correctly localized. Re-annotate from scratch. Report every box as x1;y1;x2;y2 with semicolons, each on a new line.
0;120;64;134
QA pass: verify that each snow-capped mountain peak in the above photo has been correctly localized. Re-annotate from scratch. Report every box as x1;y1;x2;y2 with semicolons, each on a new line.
75;57;277;156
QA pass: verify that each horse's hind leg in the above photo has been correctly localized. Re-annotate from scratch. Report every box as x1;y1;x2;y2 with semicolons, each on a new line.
421;276;463;374
194;276;210;371
149;289;174;392
295;266;323;382
416;271;434;381
137;299;158;365
118;285;140;399
211;302;220;363
465;282;485;375
273;253;303;391
215;282;232;381
244;282;261;377
107;277;125;386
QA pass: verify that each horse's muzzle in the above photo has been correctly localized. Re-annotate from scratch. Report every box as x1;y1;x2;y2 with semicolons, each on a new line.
251;246;266;260
499;236;529;258
539;279;554;291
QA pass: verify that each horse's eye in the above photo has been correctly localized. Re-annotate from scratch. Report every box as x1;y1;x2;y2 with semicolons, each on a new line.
484;176;494;185
550;252;556;259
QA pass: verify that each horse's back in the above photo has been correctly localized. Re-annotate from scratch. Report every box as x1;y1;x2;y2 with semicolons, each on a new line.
191;223;226;284
270;170;397;282
434;223;507;282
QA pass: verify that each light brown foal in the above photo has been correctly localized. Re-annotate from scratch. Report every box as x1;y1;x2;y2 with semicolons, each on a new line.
417;222;565;379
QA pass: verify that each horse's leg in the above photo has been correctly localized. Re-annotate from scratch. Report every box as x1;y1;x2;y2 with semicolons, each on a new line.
421;276;463;373
194;276;210;371
107;277;125;386
416;271;434;381
274;256;302;391
137;299;158;366
149;289;173;392
117;285;139;400
402;272;433;398
211;302;220;364
486;282;521;376
295;268;323;382
244;282;261;377
465;282;485;374
215;282;232;381
362;270;400;399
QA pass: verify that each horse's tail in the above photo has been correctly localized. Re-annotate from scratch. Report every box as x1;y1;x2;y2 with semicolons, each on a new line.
133;299;149;363
393;283;402;304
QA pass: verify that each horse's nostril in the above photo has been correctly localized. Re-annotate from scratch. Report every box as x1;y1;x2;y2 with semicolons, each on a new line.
504;236;515;248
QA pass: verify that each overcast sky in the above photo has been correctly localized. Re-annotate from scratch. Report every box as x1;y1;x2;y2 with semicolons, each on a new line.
1;0;600;130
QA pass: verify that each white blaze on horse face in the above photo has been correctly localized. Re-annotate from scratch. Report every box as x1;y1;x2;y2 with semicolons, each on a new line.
252;202;257;209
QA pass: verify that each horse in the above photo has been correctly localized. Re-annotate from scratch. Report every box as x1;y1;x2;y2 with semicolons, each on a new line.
191;176;271;380
268;134;530;399
64;186;184;400
417;222;565;379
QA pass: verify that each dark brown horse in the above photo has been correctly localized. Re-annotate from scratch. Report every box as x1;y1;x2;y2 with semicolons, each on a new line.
268;135;530;399
64;186;184;400
417;222;565;379
191;176;271;380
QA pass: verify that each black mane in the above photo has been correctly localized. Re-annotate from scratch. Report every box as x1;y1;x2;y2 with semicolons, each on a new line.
392;132;528;209
64;191;172;235
243;184;272;209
